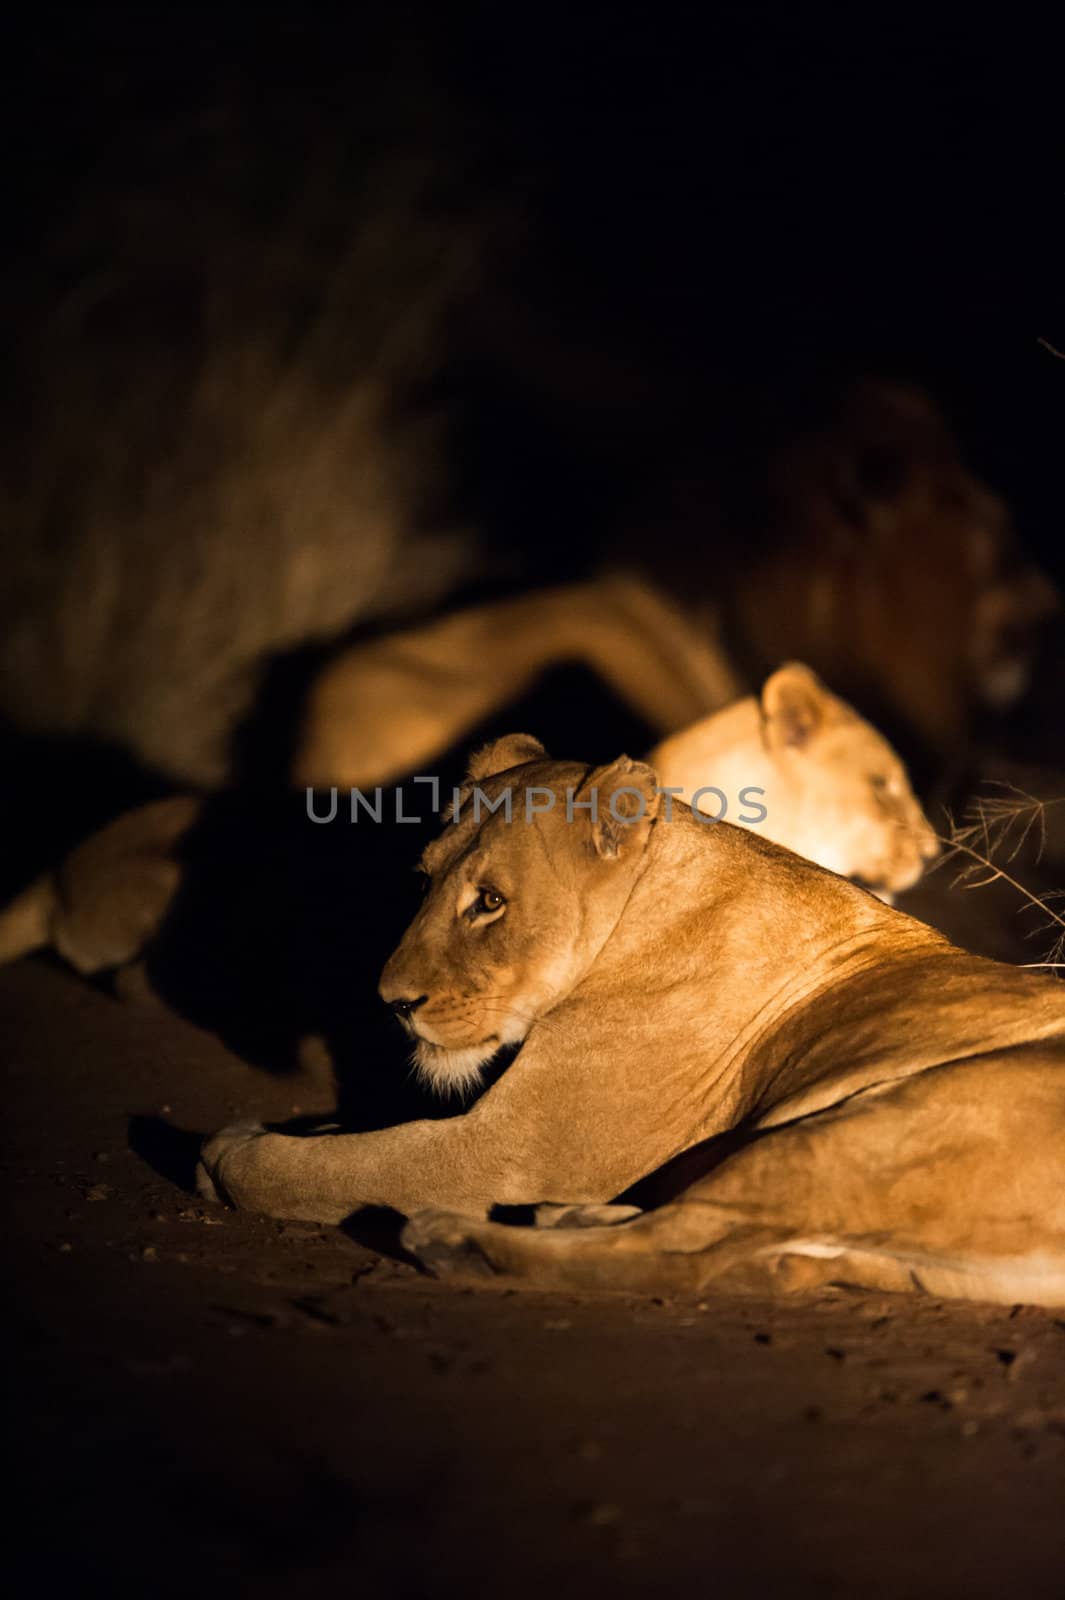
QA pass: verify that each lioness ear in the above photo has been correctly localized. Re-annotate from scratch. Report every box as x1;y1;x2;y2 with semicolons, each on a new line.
584;756;661;860
466;733;547;783
761;663;827;752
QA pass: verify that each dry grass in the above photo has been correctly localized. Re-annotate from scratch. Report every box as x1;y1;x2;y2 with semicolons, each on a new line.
933;781;1065;968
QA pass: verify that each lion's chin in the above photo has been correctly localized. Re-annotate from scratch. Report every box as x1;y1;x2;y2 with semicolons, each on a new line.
412;1038;499;1098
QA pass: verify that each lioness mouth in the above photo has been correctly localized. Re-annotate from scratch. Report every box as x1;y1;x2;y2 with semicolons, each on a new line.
414;1033;498;1053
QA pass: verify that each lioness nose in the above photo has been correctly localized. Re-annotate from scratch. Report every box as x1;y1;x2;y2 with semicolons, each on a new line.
386;994;428;1021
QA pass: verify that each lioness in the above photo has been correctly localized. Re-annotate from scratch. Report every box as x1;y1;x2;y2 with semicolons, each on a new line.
198;736;1065;1308
0;667;930;973
647;662;937;894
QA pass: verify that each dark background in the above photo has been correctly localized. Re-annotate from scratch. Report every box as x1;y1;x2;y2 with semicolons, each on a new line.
5;6;1061;573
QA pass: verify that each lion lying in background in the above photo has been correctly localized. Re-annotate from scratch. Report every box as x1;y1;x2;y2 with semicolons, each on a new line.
199;735;1065;1308
5;372;1053;789
295;387;1057;793
0;667;932;974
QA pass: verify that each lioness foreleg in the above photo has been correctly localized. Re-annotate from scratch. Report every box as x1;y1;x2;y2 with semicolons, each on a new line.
196;1117;502;1225
196;1020;693;1225
195;1091;628;1226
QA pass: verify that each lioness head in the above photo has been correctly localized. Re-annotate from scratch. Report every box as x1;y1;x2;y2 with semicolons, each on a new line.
379;733;661;1095
754;664;939;892
652;663;939;896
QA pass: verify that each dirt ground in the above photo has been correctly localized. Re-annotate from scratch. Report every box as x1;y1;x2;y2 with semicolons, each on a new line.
4;957;1064;1599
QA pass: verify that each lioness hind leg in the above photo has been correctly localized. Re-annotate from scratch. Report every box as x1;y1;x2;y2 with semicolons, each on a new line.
402;1206;684;1291
403;1206;1003;1300
402;1203;776;1294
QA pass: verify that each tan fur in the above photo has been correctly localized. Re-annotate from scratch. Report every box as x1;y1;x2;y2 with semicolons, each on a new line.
0;796;201;974
198;739;1065;1308
0;876;56;966
2;128;476;786
296;573;742;788
648;663;937;892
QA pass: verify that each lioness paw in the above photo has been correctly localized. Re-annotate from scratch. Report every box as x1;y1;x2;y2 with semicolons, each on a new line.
195;1121;266;1206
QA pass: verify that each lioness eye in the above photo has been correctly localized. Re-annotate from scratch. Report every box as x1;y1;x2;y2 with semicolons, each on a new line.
473;887;505;917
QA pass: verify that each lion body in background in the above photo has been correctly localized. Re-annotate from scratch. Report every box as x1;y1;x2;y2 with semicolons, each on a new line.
291;384;1058;792
1;131;474;787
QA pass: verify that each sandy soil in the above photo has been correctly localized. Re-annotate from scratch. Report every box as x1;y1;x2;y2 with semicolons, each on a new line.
4;958;1064;1599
